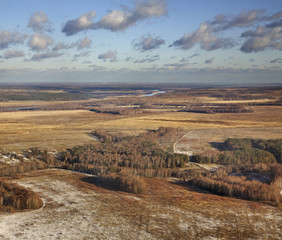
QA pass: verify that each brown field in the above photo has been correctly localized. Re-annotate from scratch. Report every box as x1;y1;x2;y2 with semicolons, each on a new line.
0;169;281;240
0;105;281;152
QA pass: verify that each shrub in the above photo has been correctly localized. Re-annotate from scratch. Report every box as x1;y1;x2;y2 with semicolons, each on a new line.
0;181;43;212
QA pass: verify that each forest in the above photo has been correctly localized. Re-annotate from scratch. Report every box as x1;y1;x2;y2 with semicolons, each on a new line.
190;138;281;165
1;128;281;202
56;130;281;202
60;128;189;180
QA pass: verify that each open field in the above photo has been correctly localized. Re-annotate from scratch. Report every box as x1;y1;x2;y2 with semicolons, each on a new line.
0;92;281;152
0;110;114;152
0;108;281;152
0;169;281;240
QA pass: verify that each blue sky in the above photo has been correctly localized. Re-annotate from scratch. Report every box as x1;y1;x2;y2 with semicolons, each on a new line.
0;0;281;84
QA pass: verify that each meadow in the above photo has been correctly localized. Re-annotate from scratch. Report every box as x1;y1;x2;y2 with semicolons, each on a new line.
0;104;281;152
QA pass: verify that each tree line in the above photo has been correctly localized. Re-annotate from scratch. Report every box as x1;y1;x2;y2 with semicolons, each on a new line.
191;175;281;204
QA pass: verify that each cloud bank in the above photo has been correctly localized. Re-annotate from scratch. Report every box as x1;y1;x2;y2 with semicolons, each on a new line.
170;22;234;51
241;26;282;52
171;9;282;53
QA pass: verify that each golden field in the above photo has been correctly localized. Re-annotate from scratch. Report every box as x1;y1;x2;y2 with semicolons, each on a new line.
0;86;281;152
0;104;281;152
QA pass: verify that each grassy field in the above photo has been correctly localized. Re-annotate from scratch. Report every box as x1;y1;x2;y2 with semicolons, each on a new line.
0;110;106;151
0;86;281;152
0;105;281;152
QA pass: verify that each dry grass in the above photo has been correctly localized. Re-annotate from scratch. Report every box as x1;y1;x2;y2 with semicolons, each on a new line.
0;104;281;152
0;110;117;151
0;169;280;240
197;96;278;104
92;106;281;130
0;87;281;152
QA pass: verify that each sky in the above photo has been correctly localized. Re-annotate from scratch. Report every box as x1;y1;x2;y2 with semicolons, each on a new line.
0;0;281;85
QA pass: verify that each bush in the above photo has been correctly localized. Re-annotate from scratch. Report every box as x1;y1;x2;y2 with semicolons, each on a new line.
0;181;43;212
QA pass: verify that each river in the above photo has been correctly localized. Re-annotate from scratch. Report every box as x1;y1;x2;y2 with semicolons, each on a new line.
139;90;166;97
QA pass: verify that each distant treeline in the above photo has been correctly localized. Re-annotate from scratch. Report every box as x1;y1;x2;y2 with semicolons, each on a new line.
0;92;92;101
165;87;281;101
180;105;253;114
90;108;146;115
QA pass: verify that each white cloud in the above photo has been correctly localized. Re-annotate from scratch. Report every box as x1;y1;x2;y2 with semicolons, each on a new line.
171;9;282;53
216;10;265;30
28;33;53;51
241;26;282;52
98;0;166;31
0;30;27;49
62;0;167;35
98;10;132;31
27;11;51;32
62;11;96;36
